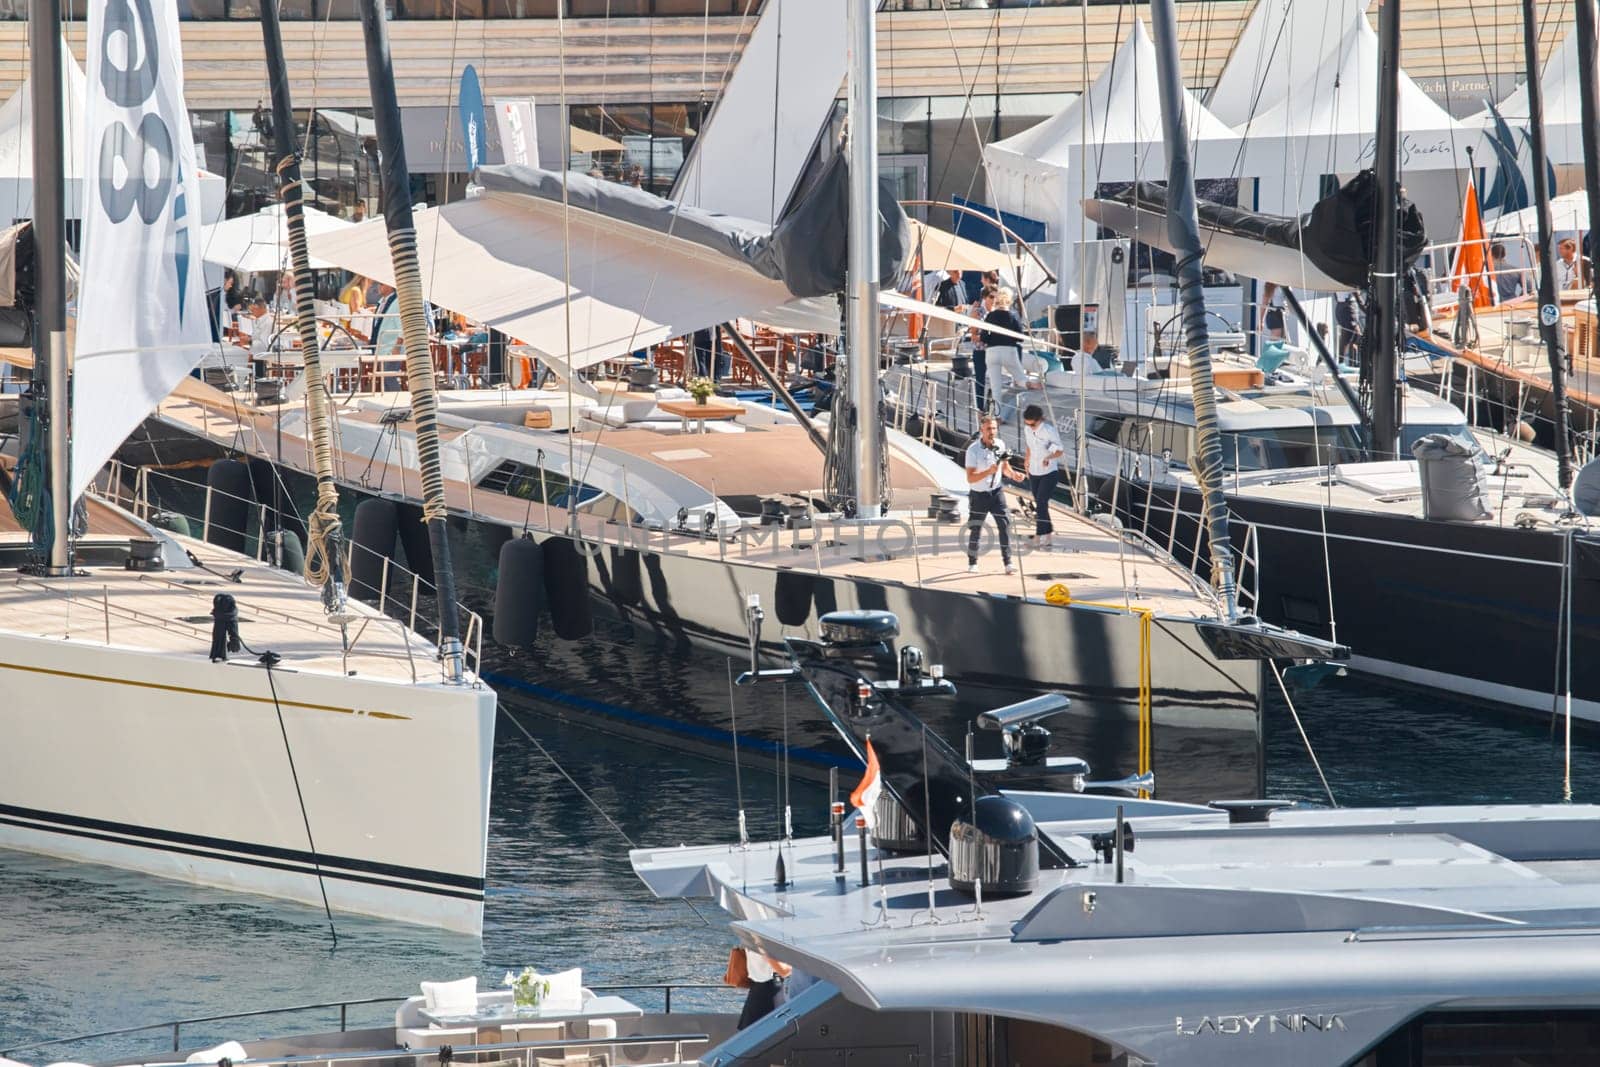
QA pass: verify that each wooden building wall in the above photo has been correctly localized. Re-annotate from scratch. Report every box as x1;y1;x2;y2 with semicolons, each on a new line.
0;0;1574;110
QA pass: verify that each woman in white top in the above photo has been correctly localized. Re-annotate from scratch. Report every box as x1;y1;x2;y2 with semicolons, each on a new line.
1022;403;1065;546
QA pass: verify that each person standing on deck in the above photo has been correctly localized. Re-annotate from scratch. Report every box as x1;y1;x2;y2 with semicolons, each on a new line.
982;288;1029;415
965;414;1025;575
1022;403;1064;548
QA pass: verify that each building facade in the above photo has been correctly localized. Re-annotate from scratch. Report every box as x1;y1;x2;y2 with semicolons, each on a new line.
0;0;1573;223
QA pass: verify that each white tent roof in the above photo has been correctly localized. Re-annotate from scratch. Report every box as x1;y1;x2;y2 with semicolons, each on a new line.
986;17;1237;185
1239;11;1470;168
1467;32;1586;164
1207;0;1368;129
0;40;89;212
199;203;354;273
1479;31;1583;126
982;18;1239;297
1490;189;1589;237
0;39;225;223
309;190;836;371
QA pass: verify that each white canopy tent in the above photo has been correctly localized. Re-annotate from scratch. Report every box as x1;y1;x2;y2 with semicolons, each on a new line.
309;189;837;375
1206;0;1369;129
982;18;1240;296
0;40;225;226
1235;10;1482;226
1490;188;1589;238
199;203;354;273
1468;32;1586;166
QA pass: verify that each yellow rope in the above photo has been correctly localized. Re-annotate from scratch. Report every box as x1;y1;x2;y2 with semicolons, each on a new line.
1043;583;1152;797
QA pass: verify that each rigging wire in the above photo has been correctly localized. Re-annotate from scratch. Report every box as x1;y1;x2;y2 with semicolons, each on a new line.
496;703;713;926
264;662;339;944
1270;659;1338;807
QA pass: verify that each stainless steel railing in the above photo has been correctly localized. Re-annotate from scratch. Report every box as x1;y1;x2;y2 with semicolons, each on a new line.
1;984;734;1060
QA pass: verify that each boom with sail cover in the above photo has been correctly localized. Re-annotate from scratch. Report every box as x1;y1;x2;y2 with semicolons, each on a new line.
73;0;214;507
1084;172;1427;295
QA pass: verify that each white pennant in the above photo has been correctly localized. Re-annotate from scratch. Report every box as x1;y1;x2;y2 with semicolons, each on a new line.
73;0;212;504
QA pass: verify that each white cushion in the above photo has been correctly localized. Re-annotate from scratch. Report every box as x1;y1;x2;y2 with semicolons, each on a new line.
184;1044;248;1065
543;967;584;1012
420;975;479;1014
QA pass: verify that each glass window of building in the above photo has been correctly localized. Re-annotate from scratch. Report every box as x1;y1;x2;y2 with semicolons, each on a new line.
569;102;703;195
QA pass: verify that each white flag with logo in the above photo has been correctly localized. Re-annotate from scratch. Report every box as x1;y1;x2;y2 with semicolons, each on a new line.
72;0;213;503
494;98;539;168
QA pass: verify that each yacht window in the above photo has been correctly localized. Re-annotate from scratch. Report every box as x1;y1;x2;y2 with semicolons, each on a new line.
1085;414;1124;444
1218;426;1364;471
1352;1009;1600;1065
478;460;604;509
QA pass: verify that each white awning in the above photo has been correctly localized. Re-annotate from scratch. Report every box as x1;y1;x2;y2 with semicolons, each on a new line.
309;189;837;369
199;202;355;273
907;220;1019;274
879;290;1070;353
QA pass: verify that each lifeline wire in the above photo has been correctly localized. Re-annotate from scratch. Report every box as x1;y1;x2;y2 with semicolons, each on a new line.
497;704;712;927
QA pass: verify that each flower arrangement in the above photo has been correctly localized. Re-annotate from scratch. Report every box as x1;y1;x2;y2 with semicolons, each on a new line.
503;967;552;1009
686;376;716;405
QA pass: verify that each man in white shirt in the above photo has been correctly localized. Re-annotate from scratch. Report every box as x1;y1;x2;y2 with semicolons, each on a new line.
246;298;280;355
964;413;1025;574
1022;403;1065;547
1556;238;1585;291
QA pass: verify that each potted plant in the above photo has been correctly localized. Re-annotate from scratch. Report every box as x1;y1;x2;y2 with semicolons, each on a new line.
687;376;716;406
503;967;552;1010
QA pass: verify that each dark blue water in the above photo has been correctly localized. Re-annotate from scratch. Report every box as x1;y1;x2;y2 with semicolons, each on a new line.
1;663;1593;1062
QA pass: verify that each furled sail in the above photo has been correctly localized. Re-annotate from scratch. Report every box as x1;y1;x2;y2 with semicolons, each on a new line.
71;0;213;503
311;157;907;371
1084;171;1427;292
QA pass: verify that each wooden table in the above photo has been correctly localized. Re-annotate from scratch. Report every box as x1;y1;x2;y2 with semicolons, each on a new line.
658;398;743;433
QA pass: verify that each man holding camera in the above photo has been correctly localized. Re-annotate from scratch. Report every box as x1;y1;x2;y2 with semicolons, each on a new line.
965;414;1026;574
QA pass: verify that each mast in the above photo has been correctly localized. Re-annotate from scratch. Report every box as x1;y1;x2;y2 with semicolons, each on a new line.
845;0;883;519
1367;0;1404;458
357;0;466;682
1522;0;1574;488
260;0;347;611
1148;0;1238;620
30;0;70;575
1578;0;1600;350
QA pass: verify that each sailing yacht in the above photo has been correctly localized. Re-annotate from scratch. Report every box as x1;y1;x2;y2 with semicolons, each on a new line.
0;0;496;934
124;0;1348;801
887;0;1600;722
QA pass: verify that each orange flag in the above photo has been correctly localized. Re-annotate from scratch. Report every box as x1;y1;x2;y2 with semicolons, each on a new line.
1451;180;1493;309
849;737;882;830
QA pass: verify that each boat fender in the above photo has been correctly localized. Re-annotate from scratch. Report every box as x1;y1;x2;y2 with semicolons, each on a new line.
774;569;811;627
394;502;436;584
493;535;545;646
350;497;399;604
204;459;254;553
273;529;306;575
609;546;644;607
247;456;280;529
542;536;594;640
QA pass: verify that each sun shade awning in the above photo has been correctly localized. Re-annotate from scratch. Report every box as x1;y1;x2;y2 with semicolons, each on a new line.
906;219;1018;274
309;171;839;369
879;290;1070;353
